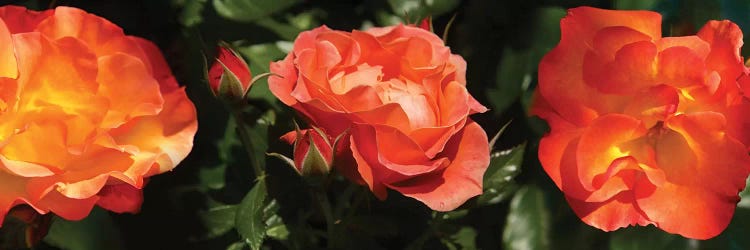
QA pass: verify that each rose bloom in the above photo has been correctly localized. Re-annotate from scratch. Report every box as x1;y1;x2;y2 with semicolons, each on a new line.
0;6;197;225
533;7;750;239
270;24;490;211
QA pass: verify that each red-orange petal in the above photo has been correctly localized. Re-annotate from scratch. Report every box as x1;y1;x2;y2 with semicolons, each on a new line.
386;121;489;211
634;112;750;239
0;6;51;33
576;114;647;191
96;183;143;214
349;124;389;199
0;19;16;79
567;191;652;232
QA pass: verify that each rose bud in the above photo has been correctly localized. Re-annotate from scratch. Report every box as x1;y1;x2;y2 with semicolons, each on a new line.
280;127;339;178
417;16;432;32
208;43;252;100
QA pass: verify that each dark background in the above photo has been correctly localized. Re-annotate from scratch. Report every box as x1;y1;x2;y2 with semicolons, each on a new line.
1;0;750;249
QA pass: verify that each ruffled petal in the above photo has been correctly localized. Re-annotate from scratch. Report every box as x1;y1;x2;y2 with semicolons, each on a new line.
634;112;750;239
567;191;652;232
386;121;488;211
96;183;143;214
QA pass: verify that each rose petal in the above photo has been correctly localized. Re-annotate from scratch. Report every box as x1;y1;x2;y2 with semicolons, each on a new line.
35;6;124;55
623;84;679;128
0;170;33;226
566;191;652;232
538;7;661;126
130;37;180;92
349;124;388;199
0;19;16;79
96;183;143;214
630;112;750;239
269;53;300;106
576;114;647;191
109;88;196;174
658;46;706;88
386;121;488;211
37;190;98;221
0;6;51;33
97;53;164;128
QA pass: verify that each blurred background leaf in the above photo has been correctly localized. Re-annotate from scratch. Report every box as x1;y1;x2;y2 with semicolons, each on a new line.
43;208;124;250
213;0;299;23
503;185;550;250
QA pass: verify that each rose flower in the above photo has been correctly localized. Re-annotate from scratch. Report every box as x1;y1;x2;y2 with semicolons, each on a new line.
0;6;197;225
533;7;750;239
270;25;490;211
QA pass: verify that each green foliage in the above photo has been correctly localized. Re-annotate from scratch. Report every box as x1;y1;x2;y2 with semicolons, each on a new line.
487;7;566;115
388;0;459;22
477;142;525;205
610;226;694;250
614;0;658;10
487;48;531;115
172;0;208;27
200;205;238;239
43;208;124;250
442;227;477;250
235;180;269;250
213;0;299;23
503;185;550;250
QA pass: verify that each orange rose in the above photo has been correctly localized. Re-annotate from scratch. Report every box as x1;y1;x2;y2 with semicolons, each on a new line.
533;7;750;239
0;6;197;225
269;25;490;211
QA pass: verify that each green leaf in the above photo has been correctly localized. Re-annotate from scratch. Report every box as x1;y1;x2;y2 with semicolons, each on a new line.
503;185;550;250
235;180;268;250
200;164;227;190
440;209;469;220
613;0;658;10
262;198;288;241
375;10;405;26
442;227;477;250
43;207;124;250
248;109;273;171
265;222;290;241
609;226;692;250
287;10;321;30
477;143;525;205
172;0;207;27
199;204;238;239
213;0;300;23
255;19;303;41
388;0;459;22
227;241;247;250
487;47;532;115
